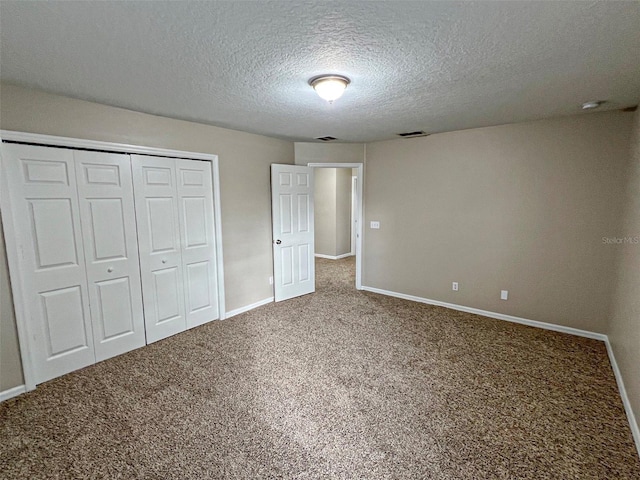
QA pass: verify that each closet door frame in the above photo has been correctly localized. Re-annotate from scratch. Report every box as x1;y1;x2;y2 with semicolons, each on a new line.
0;130;225;391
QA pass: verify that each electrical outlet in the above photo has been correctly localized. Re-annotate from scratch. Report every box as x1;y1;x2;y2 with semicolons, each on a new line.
370;221;380;229
452;282;459;291
501;290;508;300
269;276;273;285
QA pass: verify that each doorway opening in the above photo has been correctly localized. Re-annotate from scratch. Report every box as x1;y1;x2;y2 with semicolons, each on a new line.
308;163;363;290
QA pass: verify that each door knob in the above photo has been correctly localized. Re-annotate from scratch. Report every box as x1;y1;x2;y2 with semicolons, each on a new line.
107;267;114;273
275;239;282;245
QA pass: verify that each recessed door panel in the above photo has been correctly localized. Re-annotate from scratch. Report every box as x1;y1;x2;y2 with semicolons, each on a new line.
95;277;135;339
298;194;310;233
3;144;96;384
181;169;204;187
297;173;309;187
147;197;178;253
280;194;293;235
22;159;69;185
75;151;146;362
153;267;181;323
183;197;207;248
187;261;211;312
281;246;294;286
29;198;78;270
279;172;292;186
88;198;127;261
84;164;120;186
144;167;172;186
40;286;88;357
298;244;310;282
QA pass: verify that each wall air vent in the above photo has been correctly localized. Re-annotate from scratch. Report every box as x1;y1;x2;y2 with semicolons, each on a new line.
316;136;337;141
397;131;429;138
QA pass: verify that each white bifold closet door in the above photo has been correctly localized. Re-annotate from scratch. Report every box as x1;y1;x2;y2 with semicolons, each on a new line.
176;159;219;328
74;151;146;361
3;144;146;383
131;155;218;343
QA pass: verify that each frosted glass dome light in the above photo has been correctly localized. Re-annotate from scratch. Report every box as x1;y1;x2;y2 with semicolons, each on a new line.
309;75;350;103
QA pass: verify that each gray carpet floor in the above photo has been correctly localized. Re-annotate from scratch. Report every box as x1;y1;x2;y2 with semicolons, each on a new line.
1;257;639;479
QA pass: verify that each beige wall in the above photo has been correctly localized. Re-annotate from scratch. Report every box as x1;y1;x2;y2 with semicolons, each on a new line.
0;210;24;389
295;142;364;165
610;109;640;436
364;111;633;333
314;168;337;256
0;83;294;389
335;168;352;256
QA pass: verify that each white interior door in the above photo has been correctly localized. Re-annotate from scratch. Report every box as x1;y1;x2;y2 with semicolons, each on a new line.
75;151;146;361
132;155;186;343
2;144;95;383
176;159;219;328
271;164;315;302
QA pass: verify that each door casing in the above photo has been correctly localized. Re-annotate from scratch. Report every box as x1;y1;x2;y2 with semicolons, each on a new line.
307;163;364;290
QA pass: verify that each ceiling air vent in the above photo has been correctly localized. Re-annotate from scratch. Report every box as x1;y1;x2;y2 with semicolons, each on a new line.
316;136;337;142
397;131;429;138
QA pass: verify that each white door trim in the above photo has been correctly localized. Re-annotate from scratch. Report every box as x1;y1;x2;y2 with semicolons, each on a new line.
307;163;363;290
351;175;357;256
0;130;217;162
0;130;226;390
0;154;38;390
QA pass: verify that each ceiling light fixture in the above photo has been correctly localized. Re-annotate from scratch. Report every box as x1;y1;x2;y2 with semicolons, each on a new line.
309;75;350;103
582;100;604;110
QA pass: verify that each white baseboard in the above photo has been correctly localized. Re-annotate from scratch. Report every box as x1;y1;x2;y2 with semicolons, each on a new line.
361;285;639;457
0;384;26;403
315;253;354;260
605;340;640;459
225;297;274;319
361;286;606;340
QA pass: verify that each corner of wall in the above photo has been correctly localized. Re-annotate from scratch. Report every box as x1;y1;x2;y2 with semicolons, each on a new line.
607;108;640;452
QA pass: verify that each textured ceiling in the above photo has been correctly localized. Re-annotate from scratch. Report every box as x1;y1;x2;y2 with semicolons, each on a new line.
1;1;639;143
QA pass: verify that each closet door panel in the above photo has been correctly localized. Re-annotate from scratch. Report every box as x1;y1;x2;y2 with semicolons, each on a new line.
95;277;136;338
75;151;146;361
3;144;95;383
147;197;178;252
39;286;88;357
177;160;219;328
132;155;186;343
152;267;182;321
